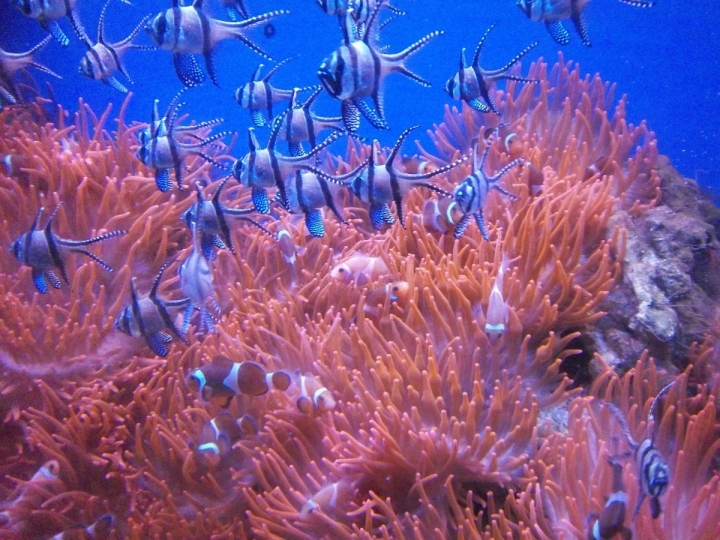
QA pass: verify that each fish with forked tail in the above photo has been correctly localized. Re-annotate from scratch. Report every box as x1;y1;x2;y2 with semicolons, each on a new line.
145;0;289;86
114;260;190;357
11;205;126;294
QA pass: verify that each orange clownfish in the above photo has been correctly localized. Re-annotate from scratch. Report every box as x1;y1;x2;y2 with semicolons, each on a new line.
291;372;336;415
197;411;258;466
362;281;410;319
300;478;356;521
484;255;510;340
421;198;463;234
187;354;292;408
330;254;389;286
588;459;630;540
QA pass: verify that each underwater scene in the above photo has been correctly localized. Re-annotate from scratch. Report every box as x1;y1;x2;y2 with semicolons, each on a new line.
1;0;720;538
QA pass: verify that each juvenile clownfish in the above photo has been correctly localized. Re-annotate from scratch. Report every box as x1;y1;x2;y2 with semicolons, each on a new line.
483;124;524;161
362;281;410;319
49;514;114;539
584;156;610;180
0;154;28;177
421;198;463;234
197;411;257;466
484;255;510;340
291;372;336;415
588;459;631;540
187;354;292;408
300;478;356;521
330;254;390;286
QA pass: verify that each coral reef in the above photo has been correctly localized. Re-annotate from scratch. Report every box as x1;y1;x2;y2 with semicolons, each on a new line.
1;57;719;539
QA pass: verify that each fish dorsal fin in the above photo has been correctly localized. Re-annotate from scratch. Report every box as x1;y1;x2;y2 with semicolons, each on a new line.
172;0;180;7
193;0;204;8
248;127;259;152
302;86;323;110
289;87;300;109
459;47;466;71
150;99;161;138
473;21;498;68
98;0;111;44
649;381;675;445
43;204;61;235
262;57;293;82
129;277;143;318
268;111;283;150
252;63;264;81
194;181;206;202
150;259;173;299
386;125;418;169
361;1;383;44
30;206;44;233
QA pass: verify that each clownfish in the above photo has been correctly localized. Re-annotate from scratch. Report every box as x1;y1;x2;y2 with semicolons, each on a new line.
584;156;610;180
49;514;114;539
588;459;631;540
485;255;510;340
362;281;410;319
421;198;463;234
330;254;390;286
483;124;525;161
196;411;257;466
290;372;336;415
300;478;356;521
187;354;292;408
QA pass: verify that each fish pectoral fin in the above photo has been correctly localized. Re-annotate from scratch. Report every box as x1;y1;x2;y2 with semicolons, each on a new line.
173;53;205;87
251;187;271;214
146;332;172;357
155;168;172;192
305;209;325;238
105;76;129;94
341;100;361;133
545;21;570;46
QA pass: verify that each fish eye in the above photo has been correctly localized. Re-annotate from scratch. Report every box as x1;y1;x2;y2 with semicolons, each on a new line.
231;160;244;179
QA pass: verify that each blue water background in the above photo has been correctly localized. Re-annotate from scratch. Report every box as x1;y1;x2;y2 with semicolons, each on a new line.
1;0;718;191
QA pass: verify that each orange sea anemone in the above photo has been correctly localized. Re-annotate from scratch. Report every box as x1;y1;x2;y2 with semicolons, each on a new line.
1;55;718;540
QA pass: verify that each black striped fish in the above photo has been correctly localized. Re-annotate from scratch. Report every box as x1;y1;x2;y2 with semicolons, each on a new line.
234;59;296;128
12;0;86;46
114;260;190;357
274;87;345;157
78;2;153;94
316;0;405;32
317;4;442;131
348;126;466;229
279;158;368;238
232;119;346;215
444;23;538;114
145;0;288;86
453;131;522;240
182;178;273;260
0;36;61;105
136;89;230;192
10;205;126;294
517;0;655;46
606;382;673;520
138;91;223;146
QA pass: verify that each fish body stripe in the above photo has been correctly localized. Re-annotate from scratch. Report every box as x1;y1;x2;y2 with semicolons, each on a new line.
223;363;241;394
43;226;64;275
264;83;273;119
198;442;220;454
198;8;212;54
172;7;183;49
193;369;207;393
